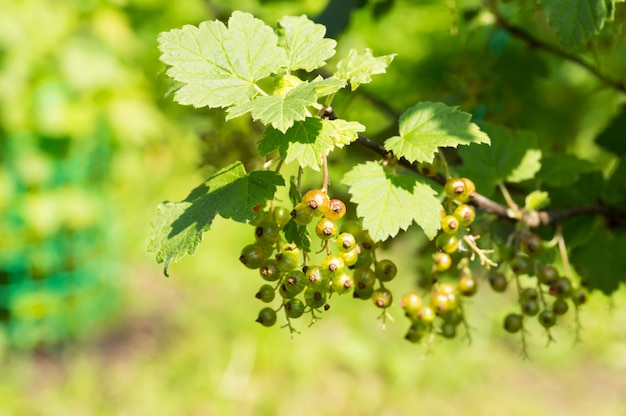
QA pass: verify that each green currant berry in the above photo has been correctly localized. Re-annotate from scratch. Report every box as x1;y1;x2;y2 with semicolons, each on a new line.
372;287;393;309
375;259;398;282
353;247;373;268
538;265;559;286
285;298;305;319
353;285;374;300
571;287;588;306
458;275;477;296
521;299;539;317
254;220;280;247
321;255;345;274
439;322;457;339
504;313;523;333
521;233;543;256
336;232;357;253
306;266;331;291
255;284;275;303
400;291;423;319
441;307;464;326
249;208;270;226
341;248;359;267
430;293;456;314
445;178;475;203
331;271;353;295
291;203;313;225
453;204;476;227
315;218;338;240
272;206;292;228
417;158;441;177
488;272;508;292
436;233;460;254
510;256;531;275
281;270;306;296
256;307;277;327
304;287;327;308
553;298;569;315
259;259;282;282
353;267;377;290
276;250;300;272
538;310;556;328
326;199;346;220
405;322;429;343
550;277;572;298
520;287;538;302
440;215;460;234
302;189;329;216
356;230;375;251
417;306;436;323
432;252;452;272
239;244;267;269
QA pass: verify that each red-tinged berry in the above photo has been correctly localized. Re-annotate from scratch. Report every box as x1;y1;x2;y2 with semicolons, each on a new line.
326;199;346;220
302;189;329;216
453;204;476;227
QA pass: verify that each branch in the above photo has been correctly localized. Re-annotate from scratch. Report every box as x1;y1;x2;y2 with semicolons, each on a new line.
354;134;626;227
486;0;626;95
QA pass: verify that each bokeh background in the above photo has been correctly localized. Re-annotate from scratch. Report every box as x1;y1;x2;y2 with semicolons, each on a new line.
1;0;626;414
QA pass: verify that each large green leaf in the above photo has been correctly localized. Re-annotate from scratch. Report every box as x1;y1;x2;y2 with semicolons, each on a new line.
158;11;288;108
342;162;442;241
538;0;609;50
258;117;365;170
335;48;396;90
536;154;595;186
570;228;626;294
147;162;284;276
596;104;626;156
276;15;336;72
457;125;541;198
384;102;490;164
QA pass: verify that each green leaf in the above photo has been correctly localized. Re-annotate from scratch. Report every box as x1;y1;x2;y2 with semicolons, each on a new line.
525;191;551;211
570;228;626;294
535;154;595;186
596;104;626;156
335;48;396;91
538;0;609;50
158;11;287;108
283;220;311;253
226;77;345;133
147;162;284;276
384;102;490;164
457;125;541;198
342;162;442;241
258;118;365;170
276;15;337;72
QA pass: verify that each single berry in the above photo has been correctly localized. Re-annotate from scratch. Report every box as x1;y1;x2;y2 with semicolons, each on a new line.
510;256;531;275
336;232;357;253
453;204;476;227
439;322;457;339
432;252;452;272
356;230;375;251
353;267;377;290
276;250;299;272
538;265;559;286
326;199;347;220
521;299;539;317
285;298;305;319
259;259;282;282
254;220;280;247
521;233;543;256
405;322;429;343
315;218;338;240
488;272;508;293
352;248;373;268
458;275;477;296
417;306;436;323
272;206;292;228
445;178;475;203
321;255;345;273
304;287;327;308
353;285;374;300
256;307;277;327
331;271;353;295
538;310;557;328
550;277;572;298
306;266;331;291
440;215;459;234
302;189;329;216
255;284;276;303
239;244;267;269
341;248;359;267
400;292;423;319
503;313;523;333
375;259;398;282
436;233;460;254
417;158;441;177
291;203;313;225
571;287;588;306
553;298;569;315
520;287;538;302
281;270;306;296
372;287;393;308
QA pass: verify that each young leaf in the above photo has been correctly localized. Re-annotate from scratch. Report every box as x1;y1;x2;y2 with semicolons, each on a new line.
147;162;284;276
335;48;396;91
276;15;337;72
538;0;609;50
342;162;442;241
283;220;311;252
158;11;288;108
457;125;541;198
384;102;490;164
524;190;551;211
258;118;365;170
570;228;626;294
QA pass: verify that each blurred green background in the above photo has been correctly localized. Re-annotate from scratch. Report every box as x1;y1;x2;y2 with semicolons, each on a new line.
1;0;626;414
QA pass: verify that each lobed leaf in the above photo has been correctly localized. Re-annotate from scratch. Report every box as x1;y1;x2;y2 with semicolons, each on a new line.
147;162;284;276
276;15;337;72
158;11;288;108
335;48;396;91
384;102;490;164
342;162;442;241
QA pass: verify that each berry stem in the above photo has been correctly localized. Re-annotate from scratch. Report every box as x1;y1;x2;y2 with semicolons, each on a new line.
462;235;497;268
555;225;573;279
497;182;519;212
437;150;451;180
321;153;329;193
